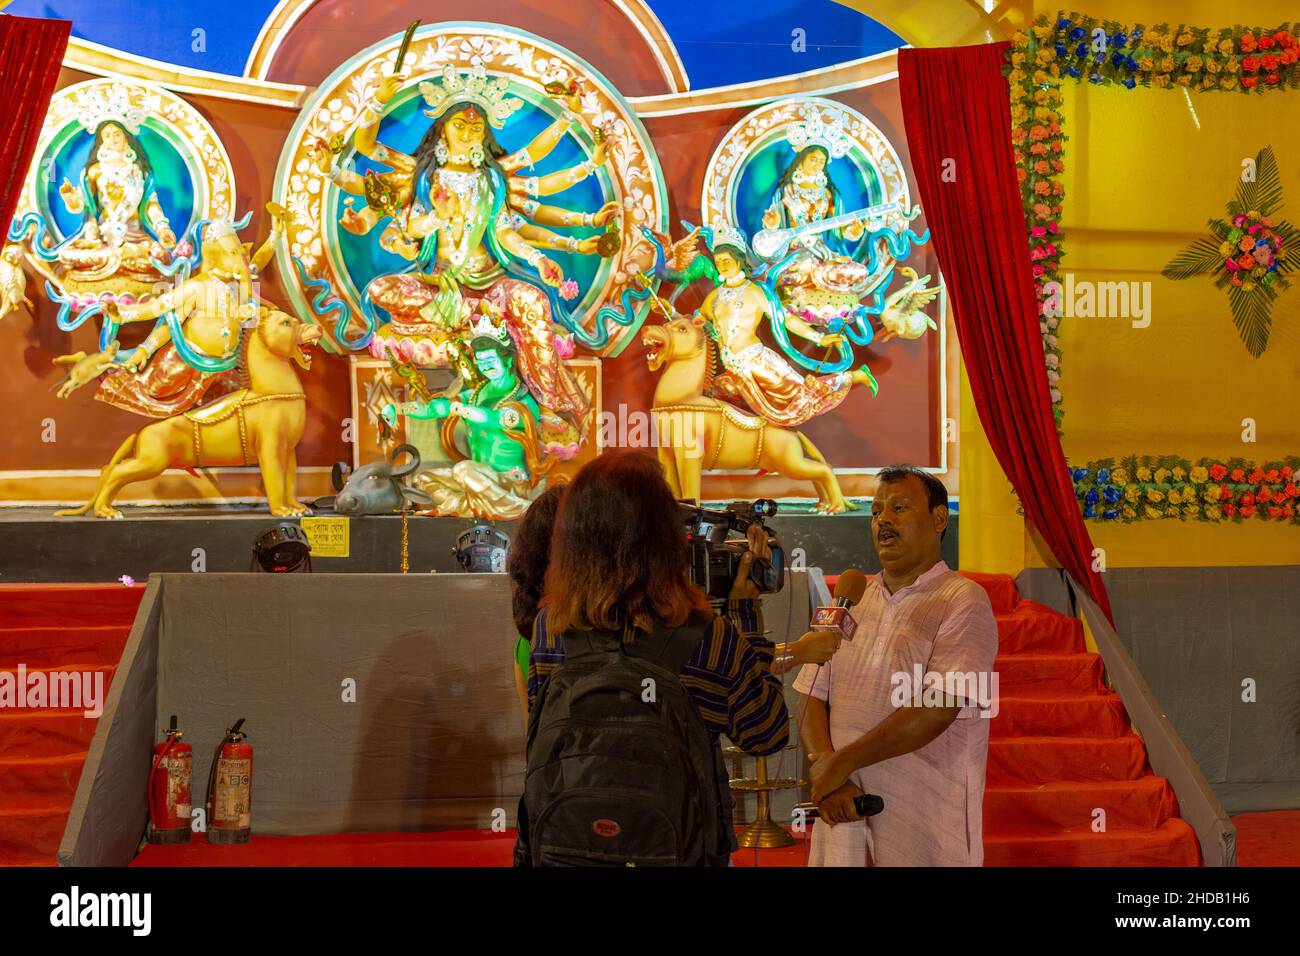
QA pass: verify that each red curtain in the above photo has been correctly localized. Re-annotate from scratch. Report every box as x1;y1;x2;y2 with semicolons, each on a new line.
897;42;1114;624
0;15;71;233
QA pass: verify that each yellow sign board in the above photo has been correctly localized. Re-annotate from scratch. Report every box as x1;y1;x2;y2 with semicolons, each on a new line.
300;517;350;558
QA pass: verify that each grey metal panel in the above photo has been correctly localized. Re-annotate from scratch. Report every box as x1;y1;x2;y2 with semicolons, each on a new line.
1072;577;1237;866
149;572;813;837
58;577;162;867
1102;566;1300;817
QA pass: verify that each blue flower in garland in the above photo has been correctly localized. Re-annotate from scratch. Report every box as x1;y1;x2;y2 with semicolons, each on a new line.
1103;486;1122;504
1067;65;1083;78
1097;467;1112;484
1131;28;1144;42
1058;18;1072;30
1122;76;1137;89
1055;43;1067;57
1125;56;1139;71
1075;42;1088;57
1094;51;1107;64
1110;51;1126;67
1102;508;1121;520
1072;467;1090;482
1085;488;1100;507
1113;32;1128;48
1069;26;1085;41
1083;503;1097;518
1088;73;1105;84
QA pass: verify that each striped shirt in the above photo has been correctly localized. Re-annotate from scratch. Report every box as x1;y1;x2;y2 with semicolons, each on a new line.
528;599;789;756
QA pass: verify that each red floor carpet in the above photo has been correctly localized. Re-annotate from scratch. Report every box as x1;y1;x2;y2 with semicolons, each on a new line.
1231;811;1300;867
0;583;144;867
6;576;1298;867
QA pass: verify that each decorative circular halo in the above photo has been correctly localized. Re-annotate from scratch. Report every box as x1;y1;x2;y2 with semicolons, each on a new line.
273;22;670;357
701;96;910;234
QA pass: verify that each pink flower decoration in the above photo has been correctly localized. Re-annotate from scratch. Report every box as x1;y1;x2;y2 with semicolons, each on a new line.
555;334;575;359
1047;221;1060;234
1224;258;1241;272
1030;226;1047;238
119;575;135;587
1032;264;1045;277
558;279;580;301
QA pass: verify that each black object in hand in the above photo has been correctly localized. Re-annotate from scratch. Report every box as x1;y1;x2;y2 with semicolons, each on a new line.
795;794;884;820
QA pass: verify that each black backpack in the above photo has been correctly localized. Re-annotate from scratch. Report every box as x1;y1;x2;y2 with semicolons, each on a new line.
516;617;731;867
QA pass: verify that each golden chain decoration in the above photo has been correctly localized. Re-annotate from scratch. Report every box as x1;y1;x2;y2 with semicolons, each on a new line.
649;403;767;470
185;393;305;467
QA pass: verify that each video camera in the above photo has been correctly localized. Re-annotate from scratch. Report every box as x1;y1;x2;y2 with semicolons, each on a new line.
679;499;785;599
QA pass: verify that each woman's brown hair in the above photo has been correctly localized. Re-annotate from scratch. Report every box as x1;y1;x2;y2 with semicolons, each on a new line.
506;484;566;639
543;451;710;635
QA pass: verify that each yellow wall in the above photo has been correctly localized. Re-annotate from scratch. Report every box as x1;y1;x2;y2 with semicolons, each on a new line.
1039;61;1300;567
858;0;1300;572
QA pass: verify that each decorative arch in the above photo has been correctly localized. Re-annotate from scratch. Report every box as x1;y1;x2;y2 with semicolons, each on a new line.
244;0;689;92
832;0;1027;46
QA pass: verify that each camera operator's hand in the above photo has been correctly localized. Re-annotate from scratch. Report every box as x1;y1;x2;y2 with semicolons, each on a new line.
727;524;772;601
817;780;865;827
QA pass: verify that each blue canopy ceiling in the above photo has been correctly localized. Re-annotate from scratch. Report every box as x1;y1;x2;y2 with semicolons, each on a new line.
9;0;901;89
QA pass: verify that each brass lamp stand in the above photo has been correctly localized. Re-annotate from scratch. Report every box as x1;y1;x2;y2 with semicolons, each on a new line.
727;741;804;849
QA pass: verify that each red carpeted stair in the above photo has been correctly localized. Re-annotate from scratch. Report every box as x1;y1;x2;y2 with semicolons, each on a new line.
0;584;144;867
962;572;1201;866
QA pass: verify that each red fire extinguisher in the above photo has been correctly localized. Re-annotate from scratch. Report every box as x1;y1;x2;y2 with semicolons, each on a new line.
206;718;252;845
148;715;192;844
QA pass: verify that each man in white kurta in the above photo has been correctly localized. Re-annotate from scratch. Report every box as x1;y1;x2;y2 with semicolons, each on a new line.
795;467;998;866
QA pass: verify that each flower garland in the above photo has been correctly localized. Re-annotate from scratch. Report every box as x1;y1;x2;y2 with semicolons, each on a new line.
1043;14;1300;91
1008;13;1300;431
1070;456;1300;524
1006;30;1066;431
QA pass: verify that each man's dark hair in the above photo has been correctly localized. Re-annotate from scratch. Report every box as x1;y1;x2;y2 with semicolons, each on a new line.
876;464;949;540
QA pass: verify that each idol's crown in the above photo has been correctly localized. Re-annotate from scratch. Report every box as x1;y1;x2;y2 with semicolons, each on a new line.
76;85;148;136
470;310;512;345
787;104;853;160
419;64;525;129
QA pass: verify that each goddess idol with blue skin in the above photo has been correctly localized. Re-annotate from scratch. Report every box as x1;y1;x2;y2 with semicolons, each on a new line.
349;64;616;455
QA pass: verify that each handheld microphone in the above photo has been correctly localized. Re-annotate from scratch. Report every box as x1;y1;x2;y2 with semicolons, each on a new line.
810;568;869;643
794;794;884;820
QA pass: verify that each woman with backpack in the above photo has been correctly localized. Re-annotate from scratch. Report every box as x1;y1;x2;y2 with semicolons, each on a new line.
515;450;821;866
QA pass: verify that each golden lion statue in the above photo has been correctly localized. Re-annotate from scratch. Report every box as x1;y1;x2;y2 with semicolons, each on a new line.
58;306;324;519
641;314;852;513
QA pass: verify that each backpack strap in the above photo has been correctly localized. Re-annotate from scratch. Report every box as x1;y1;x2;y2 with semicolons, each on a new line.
562;614;713;675
561;628;624;659
622;614;713;677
